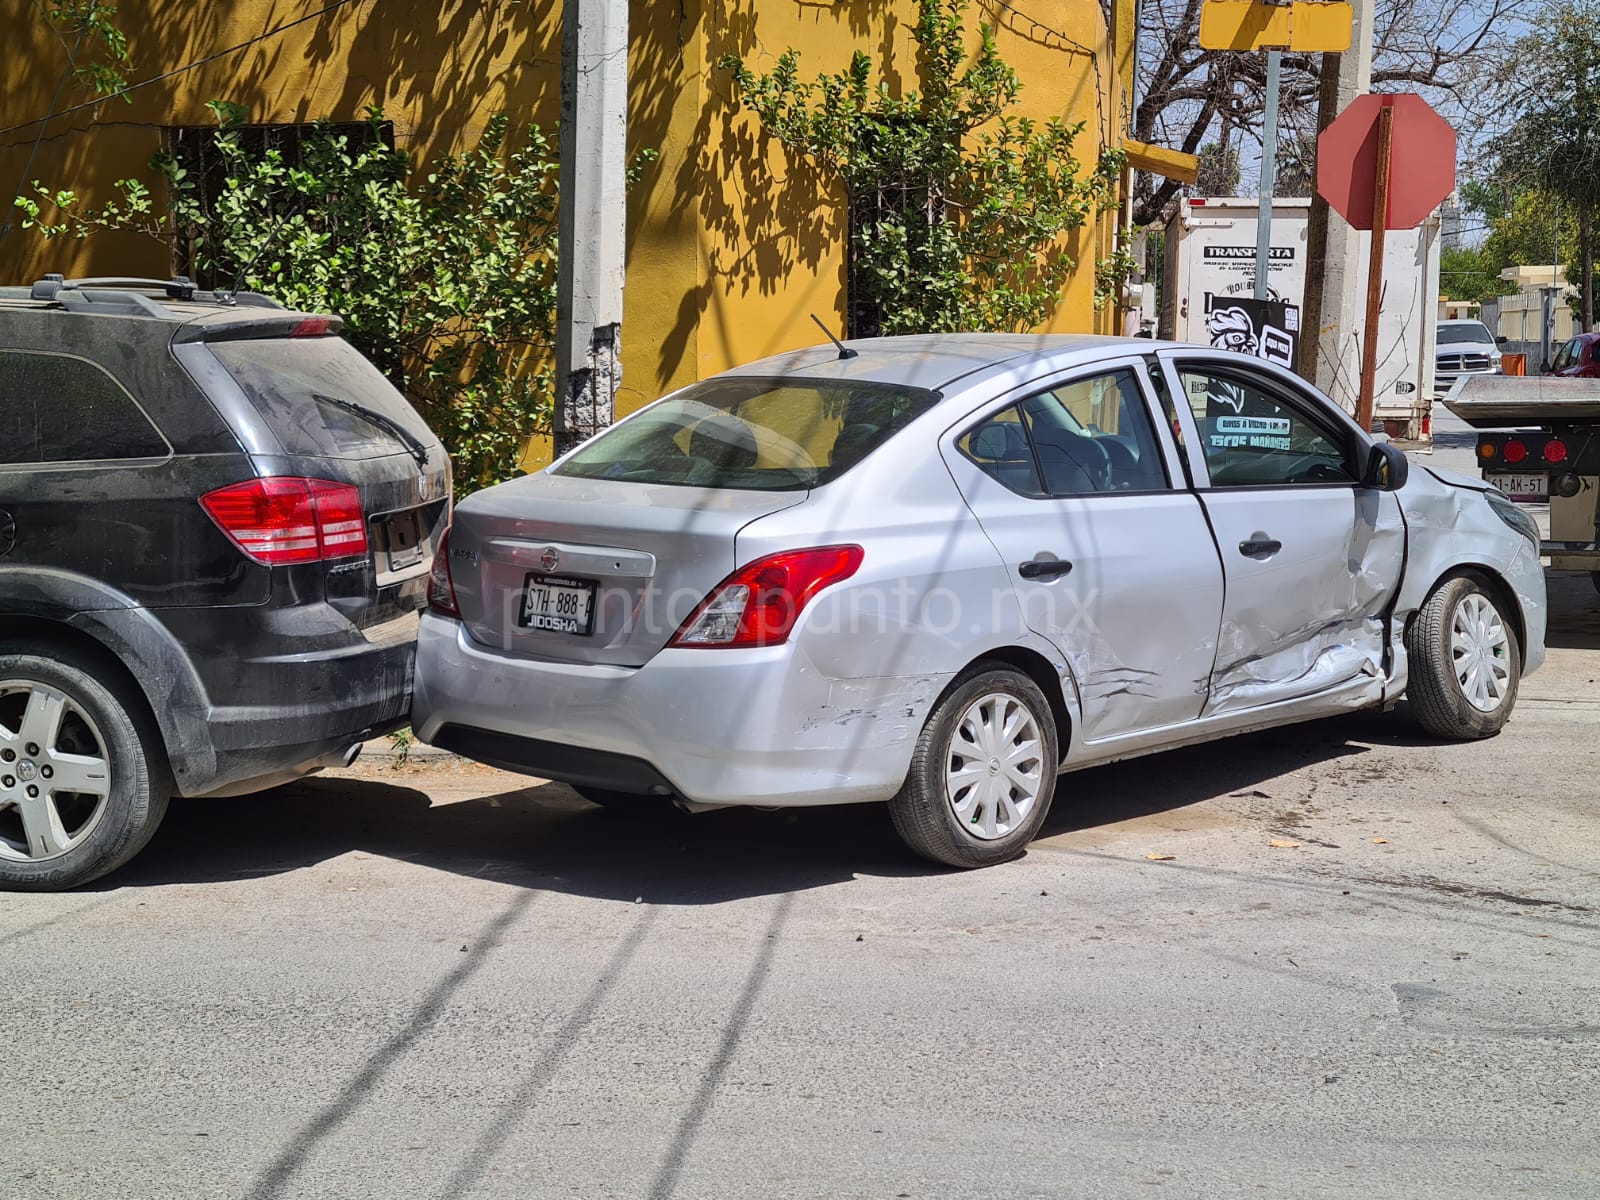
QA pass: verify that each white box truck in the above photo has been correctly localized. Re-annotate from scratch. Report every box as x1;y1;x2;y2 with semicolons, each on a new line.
1160;197;1441;438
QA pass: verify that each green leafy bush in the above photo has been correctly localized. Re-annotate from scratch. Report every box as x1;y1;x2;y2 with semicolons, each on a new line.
18;105;560;492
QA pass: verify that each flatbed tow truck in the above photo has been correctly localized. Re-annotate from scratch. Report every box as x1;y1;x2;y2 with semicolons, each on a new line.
1446;375;1600;594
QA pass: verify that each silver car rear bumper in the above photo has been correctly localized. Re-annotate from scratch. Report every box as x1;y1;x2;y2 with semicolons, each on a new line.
411;613;946;806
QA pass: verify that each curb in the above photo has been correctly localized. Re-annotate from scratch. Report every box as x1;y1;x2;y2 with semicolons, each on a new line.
358;733;460;766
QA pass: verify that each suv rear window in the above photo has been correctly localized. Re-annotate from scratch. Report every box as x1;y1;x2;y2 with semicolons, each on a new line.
553;377;939;491
209;337;433;459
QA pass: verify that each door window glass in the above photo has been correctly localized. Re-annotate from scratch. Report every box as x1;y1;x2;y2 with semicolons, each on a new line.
956;405;1045;497
1020;371;1169;495
1553;340;1576;372
0;351;167;465
1177;366;1356;487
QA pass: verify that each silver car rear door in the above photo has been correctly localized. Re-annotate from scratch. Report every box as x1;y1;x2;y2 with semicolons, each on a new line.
1155;351;1406;715
939;357;1226;742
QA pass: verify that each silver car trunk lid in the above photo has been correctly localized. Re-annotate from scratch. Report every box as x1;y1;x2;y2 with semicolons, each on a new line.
449;471;804;666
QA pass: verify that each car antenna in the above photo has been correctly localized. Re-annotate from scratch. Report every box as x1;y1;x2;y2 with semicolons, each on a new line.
810;313;858;360
220;209;291;305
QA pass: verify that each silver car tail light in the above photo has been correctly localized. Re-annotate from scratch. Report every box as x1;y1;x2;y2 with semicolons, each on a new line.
670;546;864;648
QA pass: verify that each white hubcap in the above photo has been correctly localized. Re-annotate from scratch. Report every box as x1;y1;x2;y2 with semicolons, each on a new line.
945;692;1044;841
0;681;113;863
1450;593;1512;714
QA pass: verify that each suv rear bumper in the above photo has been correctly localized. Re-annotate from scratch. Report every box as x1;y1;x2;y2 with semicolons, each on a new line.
85;606;416;798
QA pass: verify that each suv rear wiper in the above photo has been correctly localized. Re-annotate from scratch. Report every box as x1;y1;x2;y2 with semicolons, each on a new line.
313;392;430;467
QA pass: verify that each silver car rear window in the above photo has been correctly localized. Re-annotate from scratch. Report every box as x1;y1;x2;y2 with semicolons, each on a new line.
553;376;940;491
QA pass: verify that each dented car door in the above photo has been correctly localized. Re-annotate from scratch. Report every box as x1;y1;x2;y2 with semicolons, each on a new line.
1158;354;1405;715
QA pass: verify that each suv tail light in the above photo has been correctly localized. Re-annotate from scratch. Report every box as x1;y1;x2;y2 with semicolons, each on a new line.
427;527;459;617
200;477;369;566
669;546;864;649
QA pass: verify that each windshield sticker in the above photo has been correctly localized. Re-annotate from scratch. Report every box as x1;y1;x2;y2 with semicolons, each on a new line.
1212;414;1292;450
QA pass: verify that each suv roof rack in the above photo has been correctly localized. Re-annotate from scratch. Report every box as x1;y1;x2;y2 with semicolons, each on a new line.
27;273;286;317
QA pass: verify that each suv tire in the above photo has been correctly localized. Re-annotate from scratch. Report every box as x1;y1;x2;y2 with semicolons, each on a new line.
0;644;169;890
889;666;1059;868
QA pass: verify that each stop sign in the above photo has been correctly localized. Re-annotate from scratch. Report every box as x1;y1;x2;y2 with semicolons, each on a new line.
1317;93;1456;230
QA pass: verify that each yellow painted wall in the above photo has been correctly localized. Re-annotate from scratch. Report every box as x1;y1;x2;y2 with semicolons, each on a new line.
1;0;1125;463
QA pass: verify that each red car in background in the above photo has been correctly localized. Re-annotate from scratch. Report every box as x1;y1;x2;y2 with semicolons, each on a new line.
1549;332;1600;376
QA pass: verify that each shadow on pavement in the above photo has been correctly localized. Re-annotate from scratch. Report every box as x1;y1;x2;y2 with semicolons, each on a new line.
105;707;1426;902
1039;712;1383;840
1545;570;1600;651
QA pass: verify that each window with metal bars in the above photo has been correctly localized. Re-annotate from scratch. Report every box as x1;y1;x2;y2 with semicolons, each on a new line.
162;120;396;286
845;122;947;340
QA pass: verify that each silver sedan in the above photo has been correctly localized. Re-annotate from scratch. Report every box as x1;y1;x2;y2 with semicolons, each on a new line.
412;335;1546;867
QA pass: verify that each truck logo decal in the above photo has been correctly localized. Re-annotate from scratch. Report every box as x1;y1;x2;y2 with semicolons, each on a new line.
1203;246;1296;261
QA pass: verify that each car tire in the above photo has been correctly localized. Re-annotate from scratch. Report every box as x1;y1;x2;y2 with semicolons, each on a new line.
1403;574;1521;740
889;666;1059;869
0;643;169;891
1590;570;1600;598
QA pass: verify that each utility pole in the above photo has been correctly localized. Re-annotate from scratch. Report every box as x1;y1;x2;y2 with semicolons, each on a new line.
554;0;629;458
1254;49;1282;301
1298;0;1374;411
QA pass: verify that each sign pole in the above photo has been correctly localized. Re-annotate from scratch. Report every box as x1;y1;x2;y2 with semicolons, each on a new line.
1254;48;1282;302
1355;101;1394;432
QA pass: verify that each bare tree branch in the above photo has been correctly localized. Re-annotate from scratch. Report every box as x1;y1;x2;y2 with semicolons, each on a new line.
1131;0;1530;226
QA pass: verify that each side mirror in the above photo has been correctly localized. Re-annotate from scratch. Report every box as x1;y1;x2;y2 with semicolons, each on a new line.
1365;442;1409;491
1496;335;1509;346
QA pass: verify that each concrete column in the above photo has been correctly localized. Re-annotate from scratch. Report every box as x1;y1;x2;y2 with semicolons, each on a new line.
1298;0;1374;413
554;0;630;458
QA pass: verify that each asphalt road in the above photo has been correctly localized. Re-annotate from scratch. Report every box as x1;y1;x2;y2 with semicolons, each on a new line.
5;414;1599;1200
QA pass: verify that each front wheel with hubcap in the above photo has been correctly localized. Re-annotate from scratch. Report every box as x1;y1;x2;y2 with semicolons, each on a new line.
889;666;1059;868
1403;574;1521;740
0;646;168;890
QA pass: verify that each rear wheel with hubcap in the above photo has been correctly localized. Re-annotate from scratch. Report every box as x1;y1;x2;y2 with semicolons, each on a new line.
0;645;168;891
889;666;1059;868
1403;575;1521;739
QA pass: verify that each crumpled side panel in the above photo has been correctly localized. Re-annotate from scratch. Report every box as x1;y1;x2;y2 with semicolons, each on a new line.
1393;467;1545;675
1205;489;1406;715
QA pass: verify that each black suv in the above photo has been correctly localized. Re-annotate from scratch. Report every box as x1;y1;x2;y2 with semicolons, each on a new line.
0;276;449;889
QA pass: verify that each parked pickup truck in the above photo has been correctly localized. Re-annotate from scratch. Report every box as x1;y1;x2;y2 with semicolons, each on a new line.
1446;374;1600;592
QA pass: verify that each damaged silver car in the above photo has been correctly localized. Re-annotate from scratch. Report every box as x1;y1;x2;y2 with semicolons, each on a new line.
412;336;1546;868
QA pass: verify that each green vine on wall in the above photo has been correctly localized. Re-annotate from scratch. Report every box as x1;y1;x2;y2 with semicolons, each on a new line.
719;0;1125;335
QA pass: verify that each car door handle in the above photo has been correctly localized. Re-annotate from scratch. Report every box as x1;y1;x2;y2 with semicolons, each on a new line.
1238;537;1282;559
1019;558;1074;579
